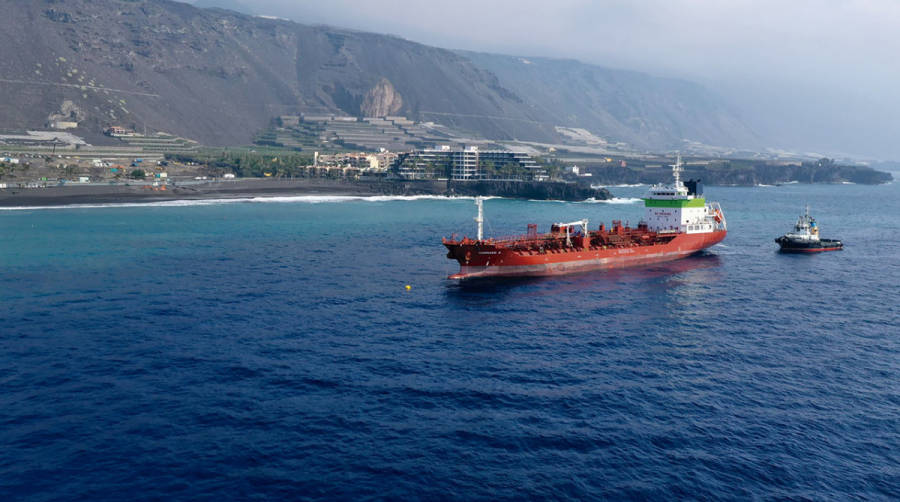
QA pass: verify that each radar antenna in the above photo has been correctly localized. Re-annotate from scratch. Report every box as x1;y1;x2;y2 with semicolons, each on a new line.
670;153;684;187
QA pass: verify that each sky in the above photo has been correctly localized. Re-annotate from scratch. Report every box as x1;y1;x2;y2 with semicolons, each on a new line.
191;0;900;159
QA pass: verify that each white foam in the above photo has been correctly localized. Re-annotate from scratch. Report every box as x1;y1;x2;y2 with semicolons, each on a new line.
579;197;642;204
591;183;645;189
0;194;497;211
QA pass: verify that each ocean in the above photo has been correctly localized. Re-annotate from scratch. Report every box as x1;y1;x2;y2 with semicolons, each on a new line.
1;182;898;500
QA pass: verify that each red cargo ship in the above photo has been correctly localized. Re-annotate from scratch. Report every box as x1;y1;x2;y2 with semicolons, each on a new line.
442;156;727;279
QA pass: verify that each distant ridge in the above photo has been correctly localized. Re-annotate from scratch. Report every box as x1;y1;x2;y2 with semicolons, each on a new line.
0;0;757;150
459;52;761;151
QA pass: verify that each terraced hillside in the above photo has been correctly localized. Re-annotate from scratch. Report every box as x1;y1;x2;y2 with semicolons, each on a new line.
0;0;759;151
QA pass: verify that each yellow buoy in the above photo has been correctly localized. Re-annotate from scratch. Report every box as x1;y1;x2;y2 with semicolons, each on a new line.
405;285;411;291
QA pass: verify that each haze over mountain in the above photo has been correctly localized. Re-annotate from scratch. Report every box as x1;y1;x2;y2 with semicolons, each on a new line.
7;0;900;156
191;0;900;159
0;0;766;152
460;52;758;152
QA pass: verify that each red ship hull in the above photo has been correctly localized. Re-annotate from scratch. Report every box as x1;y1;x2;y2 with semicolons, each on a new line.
443;228;726;280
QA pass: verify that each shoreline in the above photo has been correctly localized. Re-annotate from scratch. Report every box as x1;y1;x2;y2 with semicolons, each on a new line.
0;180;390;208
0;178;613;208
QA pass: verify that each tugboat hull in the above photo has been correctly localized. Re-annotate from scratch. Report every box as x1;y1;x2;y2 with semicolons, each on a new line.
775;237;843;253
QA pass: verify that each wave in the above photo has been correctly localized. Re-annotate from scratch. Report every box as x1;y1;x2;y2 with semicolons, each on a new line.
0;194;502;211
257;194;503;203
590;184;646;189
0;199;249;211
711;243;738;255
579;197;642;204
271;195;498;204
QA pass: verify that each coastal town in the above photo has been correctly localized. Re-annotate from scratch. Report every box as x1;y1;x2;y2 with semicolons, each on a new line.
0;113;892;201
0;144;554;188
0;113;575;190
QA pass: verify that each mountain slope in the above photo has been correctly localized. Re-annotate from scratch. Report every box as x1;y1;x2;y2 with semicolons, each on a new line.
460;52;761;150
0;0;556;145
0;0;757;150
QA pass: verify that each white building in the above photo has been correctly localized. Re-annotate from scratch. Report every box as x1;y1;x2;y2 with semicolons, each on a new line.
397;146;543;180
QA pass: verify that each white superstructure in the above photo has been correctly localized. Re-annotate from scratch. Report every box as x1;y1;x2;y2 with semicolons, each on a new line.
642;155;726;234
782;206;820;242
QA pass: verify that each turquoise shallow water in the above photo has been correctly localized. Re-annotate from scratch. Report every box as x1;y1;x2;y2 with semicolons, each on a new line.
1;183;898;500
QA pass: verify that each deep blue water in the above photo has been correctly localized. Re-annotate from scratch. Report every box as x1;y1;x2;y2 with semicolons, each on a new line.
1;183;898;500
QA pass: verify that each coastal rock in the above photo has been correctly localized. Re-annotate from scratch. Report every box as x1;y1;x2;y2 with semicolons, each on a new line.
364;179;612;201
583;161;892;186
446;180;611;201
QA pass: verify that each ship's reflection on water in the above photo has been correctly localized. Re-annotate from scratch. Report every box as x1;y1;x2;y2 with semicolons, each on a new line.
444;252;723;307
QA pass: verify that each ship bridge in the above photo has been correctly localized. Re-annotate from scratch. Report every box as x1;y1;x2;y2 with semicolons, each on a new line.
643;155;723;234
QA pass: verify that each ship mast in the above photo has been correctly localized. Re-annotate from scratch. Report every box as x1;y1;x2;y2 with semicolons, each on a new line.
671;153;684;188
475;196;484;241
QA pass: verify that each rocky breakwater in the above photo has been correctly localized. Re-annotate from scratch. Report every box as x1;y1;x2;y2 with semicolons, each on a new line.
446;180;612;201
360;179;612;201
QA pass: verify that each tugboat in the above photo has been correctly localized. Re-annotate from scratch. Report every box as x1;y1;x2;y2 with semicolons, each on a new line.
775;207;843;253
442;155;727;279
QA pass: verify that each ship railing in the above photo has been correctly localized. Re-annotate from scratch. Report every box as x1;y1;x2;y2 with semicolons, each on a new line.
488;233;554;245
706;201;727;231
449;231;600;247
444;233;544;245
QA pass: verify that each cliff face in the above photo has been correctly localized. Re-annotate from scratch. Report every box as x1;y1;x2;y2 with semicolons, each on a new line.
361;78;403;118
584;163;892;186
446;181;611;201
0;0;757;150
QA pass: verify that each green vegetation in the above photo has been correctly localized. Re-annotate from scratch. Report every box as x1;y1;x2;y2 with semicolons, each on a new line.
0;160;33;179
422;161;450;179
167;151;314;178
477;159;533;180
533;157;564;180
574;156;892;185
130;169;146;180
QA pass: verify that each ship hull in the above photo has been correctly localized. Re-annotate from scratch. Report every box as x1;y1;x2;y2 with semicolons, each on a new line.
446;230;726;280
775;237;843;253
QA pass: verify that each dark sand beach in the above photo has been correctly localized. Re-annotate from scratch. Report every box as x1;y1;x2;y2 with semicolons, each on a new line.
0;178;611;207
0;179;392;207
